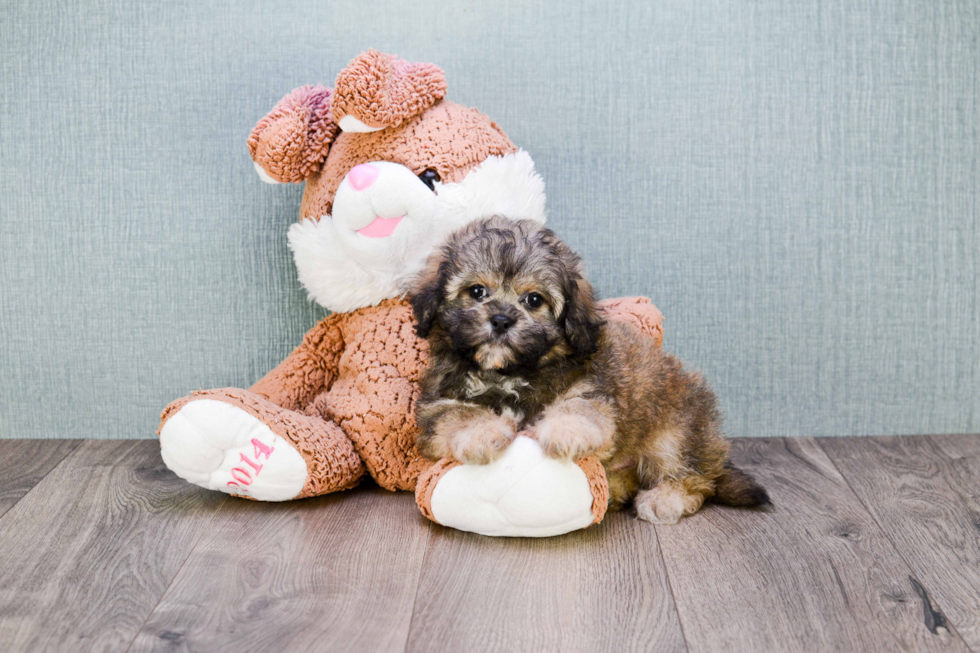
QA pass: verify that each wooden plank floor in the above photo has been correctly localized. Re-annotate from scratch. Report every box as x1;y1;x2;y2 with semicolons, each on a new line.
0;436;977;653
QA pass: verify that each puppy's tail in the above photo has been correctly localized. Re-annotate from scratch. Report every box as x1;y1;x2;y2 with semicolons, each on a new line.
711;463;771;508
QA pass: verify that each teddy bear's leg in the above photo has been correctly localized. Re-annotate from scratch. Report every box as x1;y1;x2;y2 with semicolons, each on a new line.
415;435;608;537
159;388;365;501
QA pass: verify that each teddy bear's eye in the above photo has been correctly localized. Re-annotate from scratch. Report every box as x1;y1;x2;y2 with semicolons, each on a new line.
468;285;488;301
524;292;545;309
418;169;441;191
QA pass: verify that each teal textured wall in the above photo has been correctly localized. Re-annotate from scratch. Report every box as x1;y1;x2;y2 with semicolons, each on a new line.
1;1;977;438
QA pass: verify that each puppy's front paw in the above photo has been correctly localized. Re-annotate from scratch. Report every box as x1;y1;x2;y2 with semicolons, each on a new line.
451;410;519;465
534;414;607;461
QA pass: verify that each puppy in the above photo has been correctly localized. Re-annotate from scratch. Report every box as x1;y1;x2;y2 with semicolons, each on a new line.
409;216;769;524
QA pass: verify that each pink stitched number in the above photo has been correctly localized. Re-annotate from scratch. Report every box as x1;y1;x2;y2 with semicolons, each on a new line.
252;438;274;460
228;440;273;491
240;453;263;474
231;468;252;485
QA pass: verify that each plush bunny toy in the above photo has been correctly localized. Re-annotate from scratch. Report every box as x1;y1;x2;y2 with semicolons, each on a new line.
159;50;664;537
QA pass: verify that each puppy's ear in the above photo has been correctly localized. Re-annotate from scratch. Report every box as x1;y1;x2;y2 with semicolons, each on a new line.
552;237;603;359
562;275;603;359
409;254;447;338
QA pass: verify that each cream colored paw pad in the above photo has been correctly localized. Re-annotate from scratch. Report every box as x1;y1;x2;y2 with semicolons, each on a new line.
160;400;307;501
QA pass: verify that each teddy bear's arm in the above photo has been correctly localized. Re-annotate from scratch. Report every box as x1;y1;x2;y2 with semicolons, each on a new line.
247;85;339;183
598;297;664;347
249;312;346;412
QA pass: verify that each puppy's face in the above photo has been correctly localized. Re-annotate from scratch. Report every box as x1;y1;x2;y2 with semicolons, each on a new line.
411;217;603;372
440;258;562;372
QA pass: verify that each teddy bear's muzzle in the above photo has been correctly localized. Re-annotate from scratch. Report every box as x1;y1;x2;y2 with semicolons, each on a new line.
332;160;436;239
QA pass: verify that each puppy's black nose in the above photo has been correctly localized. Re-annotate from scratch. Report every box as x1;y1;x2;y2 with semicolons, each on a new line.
489;313;514;334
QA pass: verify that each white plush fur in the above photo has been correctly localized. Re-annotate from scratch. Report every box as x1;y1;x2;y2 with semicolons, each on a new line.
160;400;308;501
429;436;596;537
337;115;384;133
288;150;547;312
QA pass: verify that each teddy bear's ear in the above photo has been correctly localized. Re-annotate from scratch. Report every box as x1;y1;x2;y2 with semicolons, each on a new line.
330;49;447;133
248;85;339;183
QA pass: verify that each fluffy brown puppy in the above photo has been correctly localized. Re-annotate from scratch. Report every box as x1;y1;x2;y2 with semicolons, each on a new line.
410;216;769;524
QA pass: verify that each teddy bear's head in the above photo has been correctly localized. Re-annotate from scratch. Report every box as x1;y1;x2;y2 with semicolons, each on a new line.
248;50;547;313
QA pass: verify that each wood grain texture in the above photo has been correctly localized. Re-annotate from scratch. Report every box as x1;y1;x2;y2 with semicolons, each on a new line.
129;486;430;653
406;511;685;653
656;437;969;653
820;435;980;649
3;437;979;653
0;439;80;519
0;440;225;653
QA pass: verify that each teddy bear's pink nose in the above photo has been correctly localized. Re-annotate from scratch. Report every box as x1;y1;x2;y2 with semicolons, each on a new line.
347;164;379;191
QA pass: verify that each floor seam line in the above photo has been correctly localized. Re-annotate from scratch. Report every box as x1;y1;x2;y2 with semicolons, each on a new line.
123;494;229;653
0;439;84;524
401;520;434;653
651;521;692;653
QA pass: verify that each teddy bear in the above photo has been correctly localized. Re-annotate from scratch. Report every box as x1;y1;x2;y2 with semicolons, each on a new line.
158;50;664;537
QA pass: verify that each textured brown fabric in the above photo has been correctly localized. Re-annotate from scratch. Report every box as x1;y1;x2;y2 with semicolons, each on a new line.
250;312;347;411
299;101;516;220
414;458;462;524
597;296;664;348
304;298;433;491
247;85;338;183
330;49;447;130
159;388;365;498
575;456;610;525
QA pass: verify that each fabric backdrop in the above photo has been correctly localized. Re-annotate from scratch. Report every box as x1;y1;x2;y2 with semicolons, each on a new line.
1;0;977;439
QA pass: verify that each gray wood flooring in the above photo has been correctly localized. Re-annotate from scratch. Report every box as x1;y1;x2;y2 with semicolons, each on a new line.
0;436;977;653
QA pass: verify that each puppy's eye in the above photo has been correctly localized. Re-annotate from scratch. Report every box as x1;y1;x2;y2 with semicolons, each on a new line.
418;169;441;191
468;285;488;301
524;292;545;309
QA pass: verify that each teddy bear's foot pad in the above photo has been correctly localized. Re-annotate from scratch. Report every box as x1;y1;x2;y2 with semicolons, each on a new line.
425;436;599;537
160;399;308;501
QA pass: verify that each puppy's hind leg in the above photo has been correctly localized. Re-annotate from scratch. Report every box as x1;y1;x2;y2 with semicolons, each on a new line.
634;478;708;525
